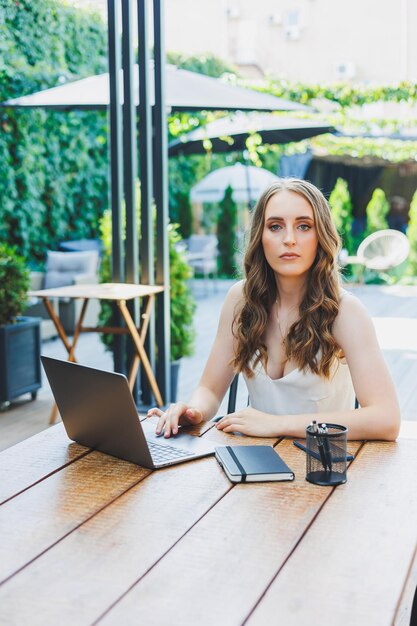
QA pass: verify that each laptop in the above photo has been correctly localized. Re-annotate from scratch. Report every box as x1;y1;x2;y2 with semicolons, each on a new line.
41;356;215;469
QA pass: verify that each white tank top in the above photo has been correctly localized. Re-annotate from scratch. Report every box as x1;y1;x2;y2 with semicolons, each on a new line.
243;359;355;415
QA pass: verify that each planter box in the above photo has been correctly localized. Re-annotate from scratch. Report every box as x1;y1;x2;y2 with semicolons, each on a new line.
0;316;42;406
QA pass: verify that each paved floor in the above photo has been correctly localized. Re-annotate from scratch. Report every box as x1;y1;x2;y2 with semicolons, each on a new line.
1;281;416;451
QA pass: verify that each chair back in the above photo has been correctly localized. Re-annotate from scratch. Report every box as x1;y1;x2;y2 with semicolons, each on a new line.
227;374;240;414
184;234;218;276
44;250;100;289
358;229;410;270
59;238;102;257
186;234;218;256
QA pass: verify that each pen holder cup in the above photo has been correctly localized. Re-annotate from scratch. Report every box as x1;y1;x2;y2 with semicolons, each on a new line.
305;423;348;486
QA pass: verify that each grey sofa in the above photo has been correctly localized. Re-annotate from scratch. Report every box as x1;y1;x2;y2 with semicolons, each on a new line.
25;250;100;337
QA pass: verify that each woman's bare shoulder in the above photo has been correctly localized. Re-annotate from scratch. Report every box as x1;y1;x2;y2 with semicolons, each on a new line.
219;280;245;321
334;289;373;338
338;289;369;315
227;279;245;300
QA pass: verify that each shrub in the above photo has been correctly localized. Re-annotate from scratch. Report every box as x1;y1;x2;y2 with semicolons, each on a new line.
406;190;417;277
328;178;354;253
176;191;193;240
217;186;237;277
166;52;236;78
365;188;389;236
0;244;30;325
169;224;196;361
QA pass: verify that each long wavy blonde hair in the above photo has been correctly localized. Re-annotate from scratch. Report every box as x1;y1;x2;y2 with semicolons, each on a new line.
232;178;342;379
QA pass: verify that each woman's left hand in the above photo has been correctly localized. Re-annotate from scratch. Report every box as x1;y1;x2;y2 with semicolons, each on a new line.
215;408;279;437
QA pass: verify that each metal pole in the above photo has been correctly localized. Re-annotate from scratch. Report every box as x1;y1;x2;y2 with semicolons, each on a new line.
107;0;125;373
153;0;170;403
243;153;254;209
137;0;155;405
121;0;140;400
121;0;138;286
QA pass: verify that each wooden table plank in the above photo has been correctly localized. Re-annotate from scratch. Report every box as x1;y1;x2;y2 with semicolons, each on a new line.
394;543;417;625
247;438;417;626
0;451;149;584
0;454;233;626
0;424;89;505
29;282;164;301
394;422;417;626
95;437;361;626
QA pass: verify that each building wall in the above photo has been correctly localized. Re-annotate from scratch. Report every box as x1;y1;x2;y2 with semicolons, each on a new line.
163;0;417;83
66;0;417;83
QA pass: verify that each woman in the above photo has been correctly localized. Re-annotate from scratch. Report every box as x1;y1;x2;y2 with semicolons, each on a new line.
149;178;400;441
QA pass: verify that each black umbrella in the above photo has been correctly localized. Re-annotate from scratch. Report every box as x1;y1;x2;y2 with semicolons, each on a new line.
0;65;310;113
169;112;333;155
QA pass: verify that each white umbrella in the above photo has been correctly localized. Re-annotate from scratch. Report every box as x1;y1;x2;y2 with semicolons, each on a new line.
190;163;280;205
0;65;309;113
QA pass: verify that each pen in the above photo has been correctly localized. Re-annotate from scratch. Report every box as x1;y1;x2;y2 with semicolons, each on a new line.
293;440;354;462
312;420;328;471
320;423;332;472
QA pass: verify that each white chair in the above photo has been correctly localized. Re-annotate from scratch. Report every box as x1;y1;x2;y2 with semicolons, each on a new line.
184;235;218;287
339;229;410;281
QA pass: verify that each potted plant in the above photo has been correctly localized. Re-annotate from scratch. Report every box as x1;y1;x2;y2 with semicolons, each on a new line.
0;244;42;409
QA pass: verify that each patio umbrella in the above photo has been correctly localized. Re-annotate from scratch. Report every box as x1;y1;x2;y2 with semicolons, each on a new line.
0;65;310;113
169;112;334;155
190;163;280;205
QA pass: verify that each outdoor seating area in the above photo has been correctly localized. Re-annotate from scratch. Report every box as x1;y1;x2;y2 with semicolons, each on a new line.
2;1;417;623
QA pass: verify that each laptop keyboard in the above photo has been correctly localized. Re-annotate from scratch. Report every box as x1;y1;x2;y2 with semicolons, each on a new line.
147;440;195;464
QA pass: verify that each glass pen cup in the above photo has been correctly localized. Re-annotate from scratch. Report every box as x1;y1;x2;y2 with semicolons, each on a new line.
305;423;348;486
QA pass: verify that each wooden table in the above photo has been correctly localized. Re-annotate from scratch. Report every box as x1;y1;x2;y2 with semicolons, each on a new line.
1;419;417;625
28;283;165;423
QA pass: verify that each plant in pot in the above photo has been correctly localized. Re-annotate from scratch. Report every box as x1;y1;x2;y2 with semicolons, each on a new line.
0;244;42;409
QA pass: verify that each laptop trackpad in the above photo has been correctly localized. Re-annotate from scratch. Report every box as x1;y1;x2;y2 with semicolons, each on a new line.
140;419;214;453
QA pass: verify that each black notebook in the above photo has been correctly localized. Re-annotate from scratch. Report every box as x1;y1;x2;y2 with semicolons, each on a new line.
215;445;295;483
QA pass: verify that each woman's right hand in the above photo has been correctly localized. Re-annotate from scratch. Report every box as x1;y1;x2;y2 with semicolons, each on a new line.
147;403;204;438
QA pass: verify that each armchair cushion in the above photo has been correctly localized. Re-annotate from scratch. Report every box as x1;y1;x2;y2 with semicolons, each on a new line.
58;238;102;256
44;250;99;289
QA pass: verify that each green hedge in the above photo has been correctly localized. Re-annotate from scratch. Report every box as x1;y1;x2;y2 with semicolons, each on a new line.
0;0;108;266
254;77;417;108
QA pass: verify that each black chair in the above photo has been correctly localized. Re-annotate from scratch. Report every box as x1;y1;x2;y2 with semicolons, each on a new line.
227;374;240;414
226;373;359;413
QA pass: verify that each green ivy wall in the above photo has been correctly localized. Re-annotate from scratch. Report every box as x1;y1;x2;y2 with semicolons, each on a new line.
0;0;108;266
